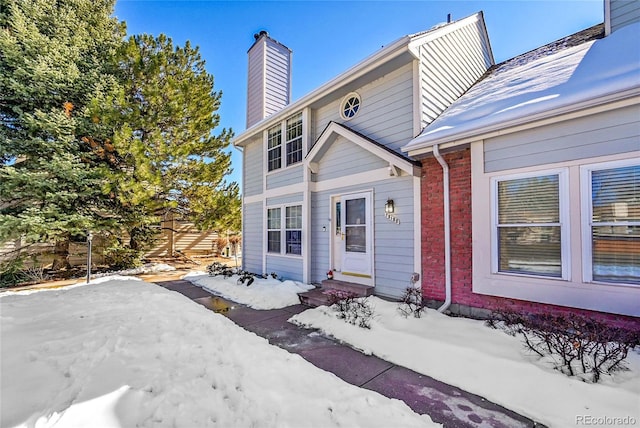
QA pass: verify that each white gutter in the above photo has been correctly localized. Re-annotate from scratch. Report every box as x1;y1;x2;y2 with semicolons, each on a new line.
433;144;451;313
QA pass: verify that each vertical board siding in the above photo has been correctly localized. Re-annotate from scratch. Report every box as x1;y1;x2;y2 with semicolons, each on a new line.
315;136;388;182
243;202;263;274
610;0;640;33
243;138;264;197
312;63;414;154
246;44;265;128
484;104;640;172
266;192;303;206
419;19;492;129
310;175;415;298
266;164;303;190
266;255;303;281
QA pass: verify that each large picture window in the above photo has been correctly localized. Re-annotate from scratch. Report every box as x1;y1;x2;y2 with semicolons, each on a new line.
285;114;303;166
266;205;302;256
585;162;640;285
494;172;565;278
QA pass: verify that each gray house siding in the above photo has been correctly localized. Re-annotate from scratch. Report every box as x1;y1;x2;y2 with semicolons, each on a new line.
266;255;303;281
242;201;263;274
314;136;388;182
243;137;264;197
484;104;640;172
312;63;414;154
266;192;303;206
264;41;292;117
418;18;493;129
246;44;265;128
266;164;303;190
310;175;415;298
610;0;640;33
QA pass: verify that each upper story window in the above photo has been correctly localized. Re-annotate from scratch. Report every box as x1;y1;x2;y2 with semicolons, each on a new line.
493;170;567;279
267;126;282;172
583;161;640;285
267;113;304;172
286;113;303;166
340;92;361;120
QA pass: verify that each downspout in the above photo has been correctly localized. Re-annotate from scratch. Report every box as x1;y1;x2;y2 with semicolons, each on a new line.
433;144;451;313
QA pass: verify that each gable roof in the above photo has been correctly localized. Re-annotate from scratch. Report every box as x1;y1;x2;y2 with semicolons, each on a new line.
234;12;489;147
307;122;420;177
403;22;640;157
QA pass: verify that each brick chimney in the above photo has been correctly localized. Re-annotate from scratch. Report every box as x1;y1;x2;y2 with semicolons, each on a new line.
246;31;292;128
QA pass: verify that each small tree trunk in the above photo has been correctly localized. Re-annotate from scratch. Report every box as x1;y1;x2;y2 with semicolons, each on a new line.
129;227;140;251
51;239;71;270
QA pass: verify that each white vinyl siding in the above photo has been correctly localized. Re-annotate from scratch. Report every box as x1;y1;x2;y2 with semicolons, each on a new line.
313;63;414;154
484;104;640;173
264;41;291;117
609;0;640;34
418;18;493;129
581;159;640;285
243;138;263;197
246;43;265;128
266;165;303;190
242;202;263;274
265;255;303;281
246;36;291;128
314;136;388;182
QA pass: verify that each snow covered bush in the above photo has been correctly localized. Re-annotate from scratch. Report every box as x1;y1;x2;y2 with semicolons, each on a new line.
206;262;279;286
325;290;374;329
487;310;640;383
397;286;425;318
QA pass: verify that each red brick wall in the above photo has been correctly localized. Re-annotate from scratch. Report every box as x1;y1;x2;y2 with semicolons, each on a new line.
420;148;640;330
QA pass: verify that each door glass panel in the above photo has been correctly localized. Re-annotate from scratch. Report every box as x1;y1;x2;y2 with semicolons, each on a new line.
346;226;366;253
346;198;365;225
335;202;341;235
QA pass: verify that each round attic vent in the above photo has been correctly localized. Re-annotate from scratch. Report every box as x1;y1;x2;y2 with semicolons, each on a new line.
340;92;361;120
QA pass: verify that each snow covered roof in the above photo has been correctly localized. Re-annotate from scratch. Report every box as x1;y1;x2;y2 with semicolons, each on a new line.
403;22;640;156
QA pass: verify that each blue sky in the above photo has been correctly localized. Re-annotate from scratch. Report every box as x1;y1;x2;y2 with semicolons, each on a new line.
114;0;604;187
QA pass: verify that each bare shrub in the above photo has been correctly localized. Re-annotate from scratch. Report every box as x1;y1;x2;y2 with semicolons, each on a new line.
398;286;425;318
487;310;640;383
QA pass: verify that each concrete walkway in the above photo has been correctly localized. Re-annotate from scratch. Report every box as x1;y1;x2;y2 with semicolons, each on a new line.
155;279;545;428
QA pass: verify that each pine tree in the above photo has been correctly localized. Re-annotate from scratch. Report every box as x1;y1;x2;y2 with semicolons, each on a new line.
102;34;240;251
0;0;125;269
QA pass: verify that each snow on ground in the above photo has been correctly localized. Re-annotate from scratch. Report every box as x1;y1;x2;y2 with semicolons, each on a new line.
290;297;640;427
183;271;314;310
0;278;436;428
93;262;176;278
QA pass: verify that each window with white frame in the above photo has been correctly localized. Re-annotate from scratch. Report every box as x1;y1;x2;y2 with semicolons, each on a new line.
267;208;281;253
286;114;303;166
267;126;282;172
583;161;640;285
285;205;302;255
493;171;566;278
266;205;302;256
267;113;304;172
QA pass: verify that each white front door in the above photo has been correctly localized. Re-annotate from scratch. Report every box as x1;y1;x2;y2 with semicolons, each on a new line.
332;191;373;285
